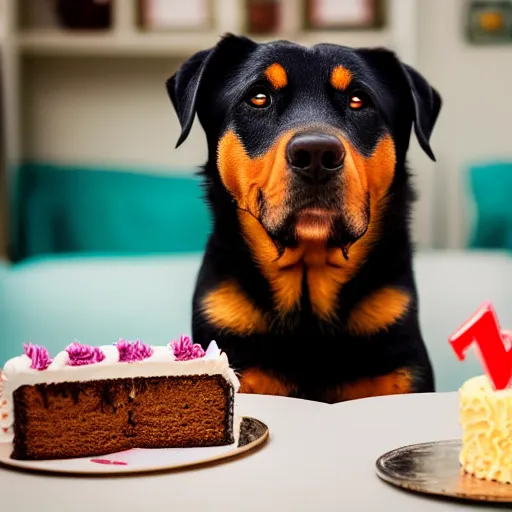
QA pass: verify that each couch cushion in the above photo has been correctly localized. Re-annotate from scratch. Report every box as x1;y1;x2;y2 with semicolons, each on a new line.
16;163;211;259
468;161;512;250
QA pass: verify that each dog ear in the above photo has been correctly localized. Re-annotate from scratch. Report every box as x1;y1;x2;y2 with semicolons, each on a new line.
166;34;256;148
399;63;442;162
356;48;441;161
166;48;215;148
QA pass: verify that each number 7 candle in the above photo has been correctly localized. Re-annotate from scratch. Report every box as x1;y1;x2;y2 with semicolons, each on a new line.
449;301;512;390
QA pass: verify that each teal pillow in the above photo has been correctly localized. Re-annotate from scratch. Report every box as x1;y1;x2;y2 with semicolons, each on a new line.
468;161;512;251
16;163;212;259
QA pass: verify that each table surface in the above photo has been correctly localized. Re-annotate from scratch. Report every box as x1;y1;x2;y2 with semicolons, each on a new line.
0;392;499;512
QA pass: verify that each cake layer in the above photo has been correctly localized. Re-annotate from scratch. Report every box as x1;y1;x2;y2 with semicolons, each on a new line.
1;341;240;444
459;375;512;484
12;374;235;460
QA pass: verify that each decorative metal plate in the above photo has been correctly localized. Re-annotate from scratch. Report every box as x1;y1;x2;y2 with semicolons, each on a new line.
376;439;512;503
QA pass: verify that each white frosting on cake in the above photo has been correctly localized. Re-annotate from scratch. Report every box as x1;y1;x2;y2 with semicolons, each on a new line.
459;374;512;484
0;341;240;445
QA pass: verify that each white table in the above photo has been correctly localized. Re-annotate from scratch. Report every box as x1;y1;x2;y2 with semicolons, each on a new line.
0;392;495;511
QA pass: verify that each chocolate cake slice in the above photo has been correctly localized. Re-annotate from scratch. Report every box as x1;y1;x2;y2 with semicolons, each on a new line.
1;337;240;460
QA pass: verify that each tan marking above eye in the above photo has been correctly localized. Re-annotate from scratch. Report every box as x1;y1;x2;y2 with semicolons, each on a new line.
330;66;353;91
264;63;288;90
250;93;269;107
350;95;364;109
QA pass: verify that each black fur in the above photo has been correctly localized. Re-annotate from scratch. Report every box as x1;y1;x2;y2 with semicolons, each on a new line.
167;34;441;402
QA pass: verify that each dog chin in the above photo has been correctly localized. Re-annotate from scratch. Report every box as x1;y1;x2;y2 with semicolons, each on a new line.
295;209;334;242
264;207;365;258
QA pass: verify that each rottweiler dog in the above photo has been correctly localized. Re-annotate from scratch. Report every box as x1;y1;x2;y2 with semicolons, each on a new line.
167;34;441;403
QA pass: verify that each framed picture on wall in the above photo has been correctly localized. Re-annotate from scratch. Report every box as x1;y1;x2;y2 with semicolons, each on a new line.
138;0;213;31
245;0;282;35
466;1;512;44
304;0;386;30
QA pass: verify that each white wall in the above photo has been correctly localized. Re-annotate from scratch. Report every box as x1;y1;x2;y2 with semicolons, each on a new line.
22;56;208;172
416;0;512;249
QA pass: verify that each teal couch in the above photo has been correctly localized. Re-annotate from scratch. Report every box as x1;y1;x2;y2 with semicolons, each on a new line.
1;250;511;393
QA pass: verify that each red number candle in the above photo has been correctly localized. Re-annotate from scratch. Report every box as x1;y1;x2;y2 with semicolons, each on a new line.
449;301;512;390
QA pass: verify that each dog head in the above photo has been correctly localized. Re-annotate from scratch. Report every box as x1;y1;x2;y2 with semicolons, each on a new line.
167;35;441;255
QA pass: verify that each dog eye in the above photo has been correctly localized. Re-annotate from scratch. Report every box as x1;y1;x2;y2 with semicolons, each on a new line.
251;93;268;107
349;94;366;110
246;87;271;109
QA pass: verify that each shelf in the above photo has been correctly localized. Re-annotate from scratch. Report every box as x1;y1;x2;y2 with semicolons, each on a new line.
289;29;392;49
17;29;392;58
18;30;223;57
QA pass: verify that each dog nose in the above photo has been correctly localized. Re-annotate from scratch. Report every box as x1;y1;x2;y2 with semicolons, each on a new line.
286;132;345;184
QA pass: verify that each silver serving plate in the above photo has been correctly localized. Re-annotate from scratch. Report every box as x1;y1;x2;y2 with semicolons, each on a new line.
376;439;512;504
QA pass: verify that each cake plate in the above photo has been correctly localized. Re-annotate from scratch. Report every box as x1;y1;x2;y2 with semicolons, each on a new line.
376;439;512;504
0;416;268;475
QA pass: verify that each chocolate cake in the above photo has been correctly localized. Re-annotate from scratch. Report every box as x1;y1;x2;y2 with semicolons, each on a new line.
0;337;240;460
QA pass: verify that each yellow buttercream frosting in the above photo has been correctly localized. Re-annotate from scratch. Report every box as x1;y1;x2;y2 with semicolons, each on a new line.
459;375;512;484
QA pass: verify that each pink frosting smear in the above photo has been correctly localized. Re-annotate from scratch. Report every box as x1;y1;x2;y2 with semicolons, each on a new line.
90;459;128;466
115;339;153;362
169;335;205;361
23;343;52;370
66;341;105;366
